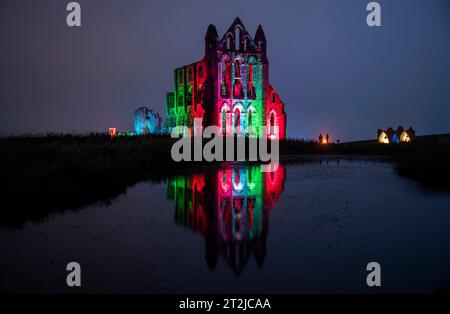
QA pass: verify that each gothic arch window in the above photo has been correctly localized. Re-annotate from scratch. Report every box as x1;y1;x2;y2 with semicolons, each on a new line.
187;85;193;107
235;28;240;50
243;38;248;51
196;84;204;103
247;60;256;99
234;60;241;78
248;108;257;135
221;60;226;77
234;107;241;131
233;169;243;192
234;83;243;99
221;59;230;97
270;112;275;136
221;106;227;135
188;111;194;127
221;103;230;135
258;40;263;50
233;60;243;98
226;36;231;50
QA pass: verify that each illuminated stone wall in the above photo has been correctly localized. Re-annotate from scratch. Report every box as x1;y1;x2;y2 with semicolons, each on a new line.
134;107;161;135
166;18;287;139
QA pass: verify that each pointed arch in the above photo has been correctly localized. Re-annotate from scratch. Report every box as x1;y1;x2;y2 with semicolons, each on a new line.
246;167;256;191
233;103;244;134
247;105;257;135
268;110;279;139
234;107;241;129
242;35;252;52
221;55;231;97
270;111;275;135
234;59;241;78
226;36;231;50
247;57;257;99
221;102;231;135
235;27;241;50
233;168;243;192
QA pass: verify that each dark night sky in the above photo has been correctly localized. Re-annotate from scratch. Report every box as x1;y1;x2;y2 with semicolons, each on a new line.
1;0;449;141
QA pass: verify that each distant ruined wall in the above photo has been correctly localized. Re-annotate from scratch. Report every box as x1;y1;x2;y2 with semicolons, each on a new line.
134;107;161;135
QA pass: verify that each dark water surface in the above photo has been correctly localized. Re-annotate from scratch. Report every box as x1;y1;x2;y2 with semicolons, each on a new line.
1;158;450;293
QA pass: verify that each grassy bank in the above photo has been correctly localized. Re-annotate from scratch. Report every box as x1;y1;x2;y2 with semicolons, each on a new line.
1;133;449;228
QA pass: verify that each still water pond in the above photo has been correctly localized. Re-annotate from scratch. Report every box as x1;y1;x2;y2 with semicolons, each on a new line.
1;158;450;293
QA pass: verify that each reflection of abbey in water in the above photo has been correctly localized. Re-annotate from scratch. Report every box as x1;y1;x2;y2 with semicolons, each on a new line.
166;165;285;275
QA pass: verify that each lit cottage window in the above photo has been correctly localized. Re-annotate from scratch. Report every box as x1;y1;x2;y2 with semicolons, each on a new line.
400;131;411;142
378;127;415;144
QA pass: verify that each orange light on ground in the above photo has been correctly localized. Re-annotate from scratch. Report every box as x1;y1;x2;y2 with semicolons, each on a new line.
109;128;117;138
320;134;330;144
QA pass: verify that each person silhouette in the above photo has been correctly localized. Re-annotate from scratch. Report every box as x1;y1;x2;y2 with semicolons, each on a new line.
326;134;330;144
319;134;323;144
